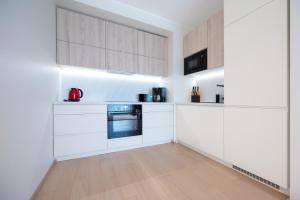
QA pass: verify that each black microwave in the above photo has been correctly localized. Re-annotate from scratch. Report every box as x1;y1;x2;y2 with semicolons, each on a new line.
184;49;207;75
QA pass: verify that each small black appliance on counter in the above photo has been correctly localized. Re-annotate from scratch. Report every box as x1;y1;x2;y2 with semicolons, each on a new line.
152;87;167;102
138;94;152;102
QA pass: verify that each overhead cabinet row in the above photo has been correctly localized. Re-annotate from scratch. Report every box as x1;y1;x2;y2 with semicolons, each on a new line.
183;10;224;69
56;8;168;76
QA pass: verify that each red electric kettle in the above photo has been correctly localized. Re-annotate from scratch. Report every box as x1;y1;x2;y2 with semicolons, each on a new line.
68;88;83;101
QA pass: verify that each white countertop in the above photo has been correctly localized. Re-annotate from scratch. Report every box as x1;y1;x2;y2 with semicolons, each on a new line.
54;101;224;107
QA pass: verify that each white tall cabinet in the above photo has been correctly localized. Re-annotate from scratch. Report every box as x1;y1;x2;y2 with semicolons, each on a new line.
224;0;288;188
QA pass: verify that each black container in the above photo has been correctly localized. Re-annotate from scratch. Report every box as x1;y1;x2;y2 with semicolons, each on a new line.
191;95;200;103
138;94;152;102
216;94;220;103
152;87;167;102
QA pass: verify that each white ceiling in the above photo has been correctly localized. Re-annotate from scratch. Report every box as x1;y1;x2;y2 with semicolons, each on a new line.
115;0;223;31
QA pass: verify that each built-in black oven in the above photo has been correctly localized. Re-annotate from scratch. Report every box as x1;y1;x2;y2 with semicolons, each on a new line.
107;104;142;139
184;48;207;75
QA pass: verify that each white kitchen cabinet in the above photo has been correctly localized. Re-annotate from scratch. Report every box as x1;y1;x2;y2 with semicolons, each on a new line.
54;105;107;161
106;22;138;54
57;40;106;69
224;0;273;26
224;107;288;188
224;0;288;107
57;8;105;48
176;105;224;160
142;105;174;145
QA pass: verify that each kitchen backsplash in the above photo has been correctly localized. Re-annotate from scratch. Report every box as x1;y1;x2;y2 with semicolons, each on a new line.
59;69;165;102
195;75;224;103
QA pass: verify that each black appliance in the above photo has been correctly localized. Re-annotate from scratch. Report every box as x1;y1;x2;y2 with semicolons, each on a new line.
107;104;142;139
152;87;166;102
138;94;152;102
184;49;207;75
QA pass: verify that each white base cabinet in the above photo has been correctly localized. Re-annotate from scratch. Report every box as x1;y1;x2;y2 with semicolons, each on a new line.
143;105;174;145
176;105;224;160
54;104;174;161
224;107;288;188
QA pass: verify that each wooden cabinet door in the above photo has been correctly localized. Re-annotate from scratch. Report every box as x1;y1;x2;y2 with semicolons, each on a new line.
183;21;208;58
57;41;106;69
224;107;288;188
57;8;105;48
224;0;287;107
106;50;138;74
176;105;224;160
138;56;166;76
208;10;224;69
106;22;138;54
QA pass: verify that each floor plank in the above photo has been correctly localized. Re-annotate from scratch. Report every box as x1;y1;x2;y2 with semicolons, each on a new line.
34;143;288;200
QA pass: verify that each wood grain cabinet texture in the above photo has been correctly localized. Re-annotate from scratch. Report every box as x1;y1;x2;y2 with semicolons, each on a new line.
138;31;168;76
56;8;168;76
183;21;208;58
57;8;105;48
208;10;224;68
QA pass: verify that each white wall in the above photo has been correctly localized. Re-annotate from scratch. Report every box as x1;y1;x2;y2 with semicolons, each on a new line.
0;0;58;200
290;0;300;199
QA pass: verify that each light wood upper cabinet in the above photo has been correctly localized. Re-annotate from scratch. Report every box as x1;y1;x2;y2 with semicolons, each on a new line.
57;8;105;48
138;30;168;76
57;40;106;69
183;21;208;58
208;10;224;68
106;22;138;54
138;31;168;60
106;50;138;74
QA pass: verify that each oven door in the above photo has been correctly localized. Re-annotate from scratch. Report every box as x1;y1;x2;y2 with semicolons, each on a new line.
107;112;142;139
184;48;207;75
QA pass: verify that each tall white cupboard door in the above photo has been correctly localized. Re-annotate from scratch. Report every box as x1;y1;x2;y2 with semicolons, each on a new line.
176;105;224;160
224;0;288;107
224;107;288;188
57;8;105;48
224;0;274;26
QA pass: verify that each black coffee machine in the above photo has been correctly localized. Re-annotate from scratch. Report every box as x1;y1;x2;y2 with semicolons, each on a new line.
152;87;167;102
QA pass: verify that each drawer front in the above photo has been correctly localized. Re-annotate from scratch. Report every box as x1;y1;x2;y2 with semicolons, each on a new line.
54;114;107;135
54;105;106;115
143;112;173;128
143;126;173;145
108;136;142;150
143;105;173;113
54;132;107;157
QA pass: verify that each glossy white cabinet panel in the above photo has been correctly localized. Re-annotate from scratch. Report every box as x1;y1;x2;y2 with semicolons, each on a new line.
176;105;224;160
54;105;106;115
143;104;173;113
224;107;288;188
54;114;107;135
224;0;288;107
224;0;274;26
143;126;173;145
55;132;107;158
108;136;142;150
143;112;173;129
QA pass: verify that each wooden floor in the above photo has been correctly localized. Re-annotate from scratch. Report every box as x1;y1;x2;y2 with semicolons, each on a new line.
34;144;288;200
